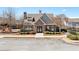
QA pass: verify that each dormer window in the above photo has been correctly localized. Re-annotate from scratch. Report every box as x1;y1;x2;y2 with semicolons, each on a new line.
28;17;32;18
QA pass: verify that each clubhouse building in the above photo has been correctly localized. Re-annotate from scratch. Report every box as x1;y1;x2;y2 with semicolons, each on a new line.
0;11;78;33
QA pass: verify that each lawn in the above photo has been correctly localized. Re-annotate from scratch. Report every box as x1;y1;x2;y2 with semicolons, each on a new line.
67;31;79;40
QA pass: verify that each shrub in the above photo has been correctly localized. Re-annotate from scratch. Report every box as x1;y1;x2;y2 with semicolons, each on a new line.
44;31;50;34
48;32;54;34
20;29;26;32
76;32;79;35
69;30;76;35
44;31;62;34
20;32;26;34
20;29;35;34
29;31;36;34
55;32;61;34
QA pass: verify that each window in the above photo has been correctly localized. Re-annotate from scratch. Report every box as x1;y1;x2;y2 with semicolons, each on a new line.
51;28;54;31
47;26;50;29
28;19;32;21
46;26;52;31
25;26;33;31
46;26;55;31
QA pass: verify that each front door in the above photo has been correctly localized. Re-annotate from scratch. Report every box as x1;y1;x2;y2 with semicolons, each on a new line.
37;26;43;33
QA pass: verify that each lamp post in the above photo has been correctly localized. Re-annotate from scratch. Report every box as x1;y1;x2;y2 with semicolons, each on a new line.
70;23;72;30
75;24;78;40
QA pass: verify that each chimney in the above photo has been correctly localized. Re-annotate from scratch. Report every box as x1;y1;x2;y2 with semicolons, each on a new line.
24;12;27;19
39;10;42;14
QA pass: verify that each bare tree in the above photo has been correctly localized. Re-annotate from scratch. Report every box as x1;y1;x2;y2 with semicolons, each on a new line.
2;7;16;32
6;8;16;26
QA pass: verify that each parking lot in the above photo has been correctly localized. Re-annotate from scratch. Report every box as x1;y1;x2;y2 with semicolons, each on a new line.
0;37;79;51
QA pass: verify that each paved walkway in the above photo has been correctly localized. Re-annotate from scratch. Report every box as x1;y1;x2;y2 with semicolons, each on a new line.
35;33;43;38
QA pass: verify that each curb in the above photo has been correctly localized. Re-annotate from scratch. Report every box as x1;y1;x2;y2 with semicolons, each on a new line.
62;37;79;45
0;34;66;38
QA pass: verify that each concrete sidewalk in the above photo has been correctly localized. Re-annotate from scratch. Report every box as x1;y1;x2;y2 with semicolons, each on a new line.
0;34;66;38
0;34;79;44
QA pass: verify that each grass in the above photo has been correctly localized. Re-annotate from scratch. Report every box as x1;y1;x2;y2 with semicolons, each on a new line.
67;32;79;40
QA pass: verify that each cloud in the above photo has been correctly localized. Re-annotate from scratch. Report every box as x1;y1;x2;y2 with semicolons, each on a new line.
62;9;66;12
69;17;79;18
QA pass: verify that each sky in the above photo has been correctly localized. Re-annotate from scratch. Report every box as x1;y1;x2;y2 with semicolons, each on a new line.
0;7;79;19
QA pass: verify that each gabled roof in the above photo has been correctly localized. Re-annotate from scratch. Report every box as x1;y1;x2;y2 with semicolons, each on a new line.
67;18;79;28
25;13;56;25
34;18;46;25
68;18;79;22
40;13;56;25
52;15;68;29
57;14;67;18
52;16;62;27
27;13;42;22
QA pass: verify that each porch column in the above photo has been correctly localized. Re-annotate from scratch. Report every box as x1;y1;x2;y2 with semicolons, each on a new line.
59;27;61;32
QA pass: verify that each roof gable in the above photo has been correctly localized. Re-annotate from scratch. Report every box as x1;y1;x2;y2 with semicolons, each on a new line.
40;13;54;25
35;19;46;26
27;14;42;22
